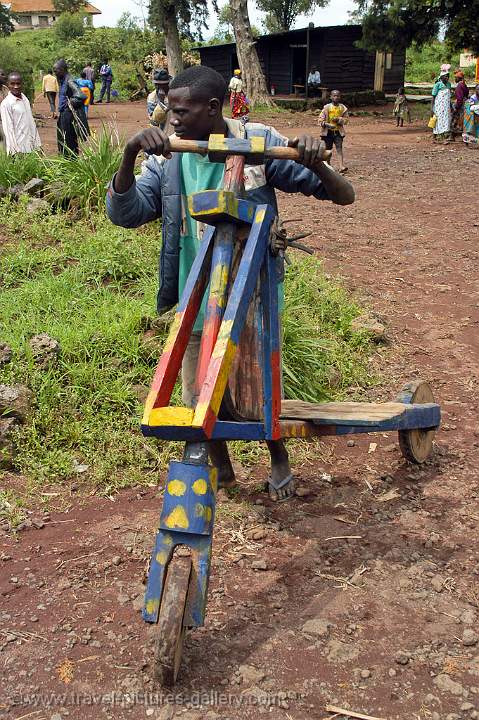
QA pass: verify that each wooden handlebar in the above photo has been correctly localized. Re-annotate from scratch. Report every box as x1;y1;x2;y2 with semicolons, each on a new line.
168;137;332;162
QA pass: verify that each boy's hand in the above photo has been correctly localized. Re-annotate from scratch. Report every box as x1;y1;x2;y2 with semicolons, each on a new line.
288;135;327;169
125;127;172;159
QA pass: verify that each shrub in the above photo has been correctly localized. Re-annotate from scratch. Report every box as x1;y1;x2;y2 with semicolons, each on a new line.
0;42;35;100
53;12;85;43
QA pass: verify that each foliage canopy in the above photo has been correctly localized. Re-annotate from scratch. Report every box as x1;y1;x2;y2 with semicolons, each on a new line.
355;0;479;55
53;0;87;13
256;0;327;33
0;3;14;37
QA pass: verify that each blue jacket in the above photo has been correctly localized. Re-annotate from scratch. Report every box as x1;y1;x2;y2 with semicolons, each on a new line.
106;119;329;313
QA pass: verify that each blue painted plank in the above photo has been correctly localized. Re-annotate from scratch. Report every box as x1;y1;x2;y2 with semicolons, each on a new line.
260;249;282;440
141;421;267;441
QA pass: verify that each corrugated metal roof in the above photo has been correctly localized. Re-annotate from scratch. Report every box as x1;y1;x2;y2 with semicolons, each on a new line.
194;24;361;51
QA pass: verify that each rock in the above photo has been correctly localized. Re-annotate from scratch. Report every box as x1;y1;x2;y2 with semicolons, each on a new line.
351;314;386;341
51;714;63;720
295;486;311;497
394;651;410;665
0;384;33;422
463;629;478;647
301;619;331;638
26;198;50;215
461;608;477;625
461;703;474;712
156;707;176;720
433;673;464;696
251;559;268;571
112;555;122;566
388;668;397;677
360;669;371;679
72;460;90;474
326;640;359;664
0;418;17;468
8;183;24;201
29;334;60;368
31;518;45;529
239;664;266;685
431;574;445;593
0;343;12;365
23;178;46;196
346;439;355;447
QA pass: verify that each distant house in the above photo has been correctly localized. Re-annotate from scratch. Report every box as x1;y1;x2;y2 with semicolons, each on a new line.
197;25;405;94
9;1;101;30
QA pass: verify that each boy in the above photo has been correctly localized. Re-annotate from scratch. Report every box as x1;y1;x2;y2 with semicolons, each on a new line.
106;66;354;501
0;72;41;155
319;89;349;173
147;68;171;129
75;71;94;117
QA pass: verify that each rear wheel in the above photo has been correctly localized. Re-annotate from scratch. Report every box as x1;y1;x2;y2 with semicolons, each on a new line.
397;380;436;464
153;554;191;686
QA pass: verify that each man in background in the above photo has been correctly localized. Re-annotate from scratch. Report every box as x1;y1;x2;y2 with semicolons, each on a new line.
53;59;89;156
307;66;321;95
42;68;59;119
98;59;113;104
1;71;41;155
147;68;171;129
83;61;96;104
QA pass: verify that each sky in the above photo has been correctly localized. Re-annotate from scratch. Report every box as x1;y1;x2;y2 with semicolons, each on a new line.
92;0;357;34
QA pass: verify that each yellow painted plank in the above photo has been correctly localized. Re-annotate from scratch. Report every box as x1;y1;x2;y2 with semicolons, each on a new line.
280;401;406;423
148;406;195;427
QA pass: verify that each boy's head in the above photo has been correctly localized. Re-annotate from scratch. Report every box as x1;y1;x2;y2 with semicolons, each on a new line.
0;68;7;86
81;71;87;79
8;72;22;97
330;89;341;104
103;59;109;65
168;65;227;140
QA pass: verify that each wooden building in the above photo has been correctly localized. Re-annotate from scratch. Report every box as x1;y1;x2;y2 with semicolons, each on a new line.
9;0;101;30
197;25;405;94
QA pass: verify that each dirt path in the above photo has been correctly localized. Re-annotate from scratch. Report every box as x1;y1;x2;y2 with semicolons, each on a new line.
1;105;479;720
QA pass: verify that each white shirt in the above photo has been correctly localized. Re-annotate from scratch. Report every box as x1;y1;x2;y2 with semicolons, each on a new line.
0;92;42;155
229;76;243;93
308;71;321;84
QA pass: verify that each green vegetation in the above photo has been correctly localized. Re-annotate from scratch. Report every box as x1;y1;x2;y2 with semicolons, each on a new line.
406;42;475;84
0;201;376;505
0;129;123;211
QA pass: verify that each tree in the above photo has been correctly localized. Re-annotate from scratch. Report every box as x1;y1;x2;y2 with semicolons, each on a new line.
148;0;211;76
0;3;15;36
354;0;479;55
54;12;85;42
257;0;327;33
230;0;274;106
53;0;86;13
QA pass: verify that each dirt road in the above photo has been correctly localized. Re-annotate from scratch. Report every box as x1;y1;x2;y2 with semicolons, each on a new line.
1;101;479;720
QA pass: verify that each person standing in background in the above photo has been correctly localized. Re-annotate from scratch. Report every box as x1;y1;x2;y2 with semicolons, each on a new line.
319;89;349;173
98;59;113;104
431;64;452;142
147;68;171;129
228;69;249;125
83;61;96;104
53;59;89;156
42;69;59;119
1;72;41;155
452;69;469;133
0;68;9;150
75;71;94;117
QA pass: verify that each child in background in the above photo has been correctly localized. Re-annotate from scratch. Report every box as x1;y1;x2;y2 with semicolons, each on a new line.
319;89;349;173
75;72;94;117
393;87;410;127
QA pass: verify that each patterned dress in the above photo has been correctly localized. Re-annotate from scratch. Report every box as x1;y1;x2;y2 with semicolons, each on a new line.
431;79;452;136
463;94;479;146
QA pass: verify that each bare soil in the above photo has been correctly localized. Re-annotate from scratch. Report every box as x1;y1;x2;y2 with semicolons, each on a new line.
1;99;479;720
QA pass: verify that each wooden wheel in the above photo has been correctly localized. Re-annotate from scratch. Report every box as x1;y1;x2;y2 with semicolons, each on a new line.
153;554;191;686
397;380;436;464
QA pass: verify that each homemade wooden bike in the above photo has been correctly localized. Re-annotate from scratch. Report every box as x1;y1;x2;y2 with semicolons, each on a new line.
140;135;441;685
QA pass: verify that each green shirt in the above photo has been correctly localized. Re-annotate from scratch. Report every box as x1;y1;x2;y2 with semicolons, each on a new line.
180;152;225;332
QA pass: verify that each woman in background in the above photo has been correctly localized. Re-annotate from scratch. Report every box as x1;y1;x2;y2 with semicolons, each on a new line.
462;84;479;147
228;69;250;125
431;64;452;142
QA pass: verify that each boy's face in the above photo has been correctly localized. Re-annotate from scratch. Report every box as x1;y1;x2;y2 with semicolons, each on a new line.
168;87;220;140
8;74;22;97
0;70;6;86
331;91;341;104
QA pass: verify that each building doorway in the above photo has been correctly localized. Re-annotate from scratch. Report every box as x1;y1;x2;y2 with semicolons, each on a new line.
290;46;307;92
230;52;239;76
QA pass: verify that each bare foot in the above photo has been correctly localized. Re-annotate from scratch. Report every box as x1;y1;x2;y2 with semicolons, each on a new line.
268;473;296;501
209;440;237;490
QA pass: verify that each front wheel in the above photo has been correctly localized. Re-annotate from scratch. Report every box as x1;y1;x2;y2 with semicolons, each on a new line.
153;554;191;686
397;380;436;464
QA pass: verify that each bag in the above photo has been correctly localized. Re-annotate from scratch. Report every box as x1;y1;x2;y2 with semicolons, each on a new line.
428;114;437;129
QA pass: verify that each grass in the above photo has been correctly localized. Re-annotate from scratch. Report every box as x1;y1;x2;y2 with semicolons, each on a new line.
406;41;476;84
0;127;124;212
0;201;376;513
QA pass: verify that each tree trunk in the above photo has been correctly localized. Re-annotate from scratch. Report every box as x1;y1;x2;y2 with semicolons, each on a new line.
163;2;184;77
230;0;275;107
